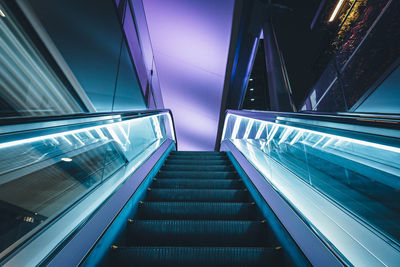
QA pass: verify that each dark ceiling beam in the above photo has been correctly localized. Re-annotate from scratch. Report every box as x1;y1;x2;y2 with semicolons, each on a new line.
264;15;296;112
214;0;265;150
225;0;268;111
215;0;297;150
311;0;327;30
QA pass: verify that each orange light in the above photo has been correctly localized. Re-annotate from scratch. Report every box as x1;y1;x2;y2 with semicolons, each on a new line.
329;0;345;22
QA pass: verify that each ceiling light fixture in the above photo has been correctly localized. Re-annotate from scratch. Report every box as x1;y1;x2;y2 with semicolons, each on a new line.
61;157;73;162
329;0;345;22
0;9;5;17
250;98;255;102
250;88;254;91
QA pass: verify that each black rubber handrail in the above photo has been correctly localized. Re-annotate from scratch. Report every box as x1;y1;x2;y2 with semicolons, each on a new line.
0;109;177;147
223;110;400;149
231;109;400;130
0;109;172;126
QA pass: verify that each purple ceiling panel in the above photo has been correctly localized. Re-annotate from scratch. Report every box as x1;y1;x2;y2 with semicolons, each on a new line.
142;0;235;151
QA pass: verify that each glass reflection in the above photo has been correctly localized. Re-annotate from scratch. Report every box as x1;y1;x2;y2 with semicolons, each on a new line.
0;113;172;255
222;113;400;244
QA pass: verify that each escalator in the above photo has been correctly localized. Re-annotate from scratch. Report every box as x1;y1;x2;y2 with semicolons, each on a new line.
0;110;177;266
103;151;299;266
221;110;400;266
266;141;400;242
1;110;399;266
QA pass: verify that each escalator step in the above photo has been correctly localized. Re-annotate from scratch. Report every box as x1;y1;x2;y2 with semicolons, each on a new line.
166;159;230;165
111;246;285;267
152;178;243;189
125;220;275;247
170;151;226;155
136;202;261;220
157;170;239;179
167;155;227;160
100;151;298;267
162;164;235;172
145;189;251;202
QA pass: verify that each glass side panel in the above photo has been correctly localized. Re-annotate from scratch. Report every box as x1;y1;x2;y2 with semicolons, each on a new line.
0;113;174;257
113;40;147;111
0;2;85;117
222;113;400;265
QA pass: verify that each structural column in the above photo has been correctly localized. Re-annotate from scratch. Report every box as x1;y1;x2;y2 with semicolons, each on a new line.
263;17;294;111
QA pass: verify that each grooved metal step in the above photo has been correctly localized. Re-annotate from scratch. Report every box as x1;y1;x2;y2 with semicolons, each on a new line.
145;189;251;202
111;246;286;267
157;170;239;179
167;155;228;160
152;178;244;189
105;151;294;267
166;159;230;165
162;164;235;171
126;220;275;246
136;202;261;220
170;151;226;155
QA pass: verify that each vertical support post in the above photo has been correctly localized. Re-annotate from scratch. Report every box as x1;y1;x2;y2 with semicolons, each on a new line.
333;57;349;111
263;18;294;111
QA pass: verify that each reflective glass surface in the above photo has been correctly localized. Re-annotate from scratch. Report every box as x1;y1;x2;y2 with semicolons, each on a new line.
0;2;84;117
0;112;174;257
27;0;147;112
222;113;400;265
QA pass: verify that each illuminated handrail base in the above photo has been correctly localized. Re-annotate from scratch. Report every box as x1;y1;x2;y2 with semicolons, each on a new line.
222;113;400;266
0;112;174;261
